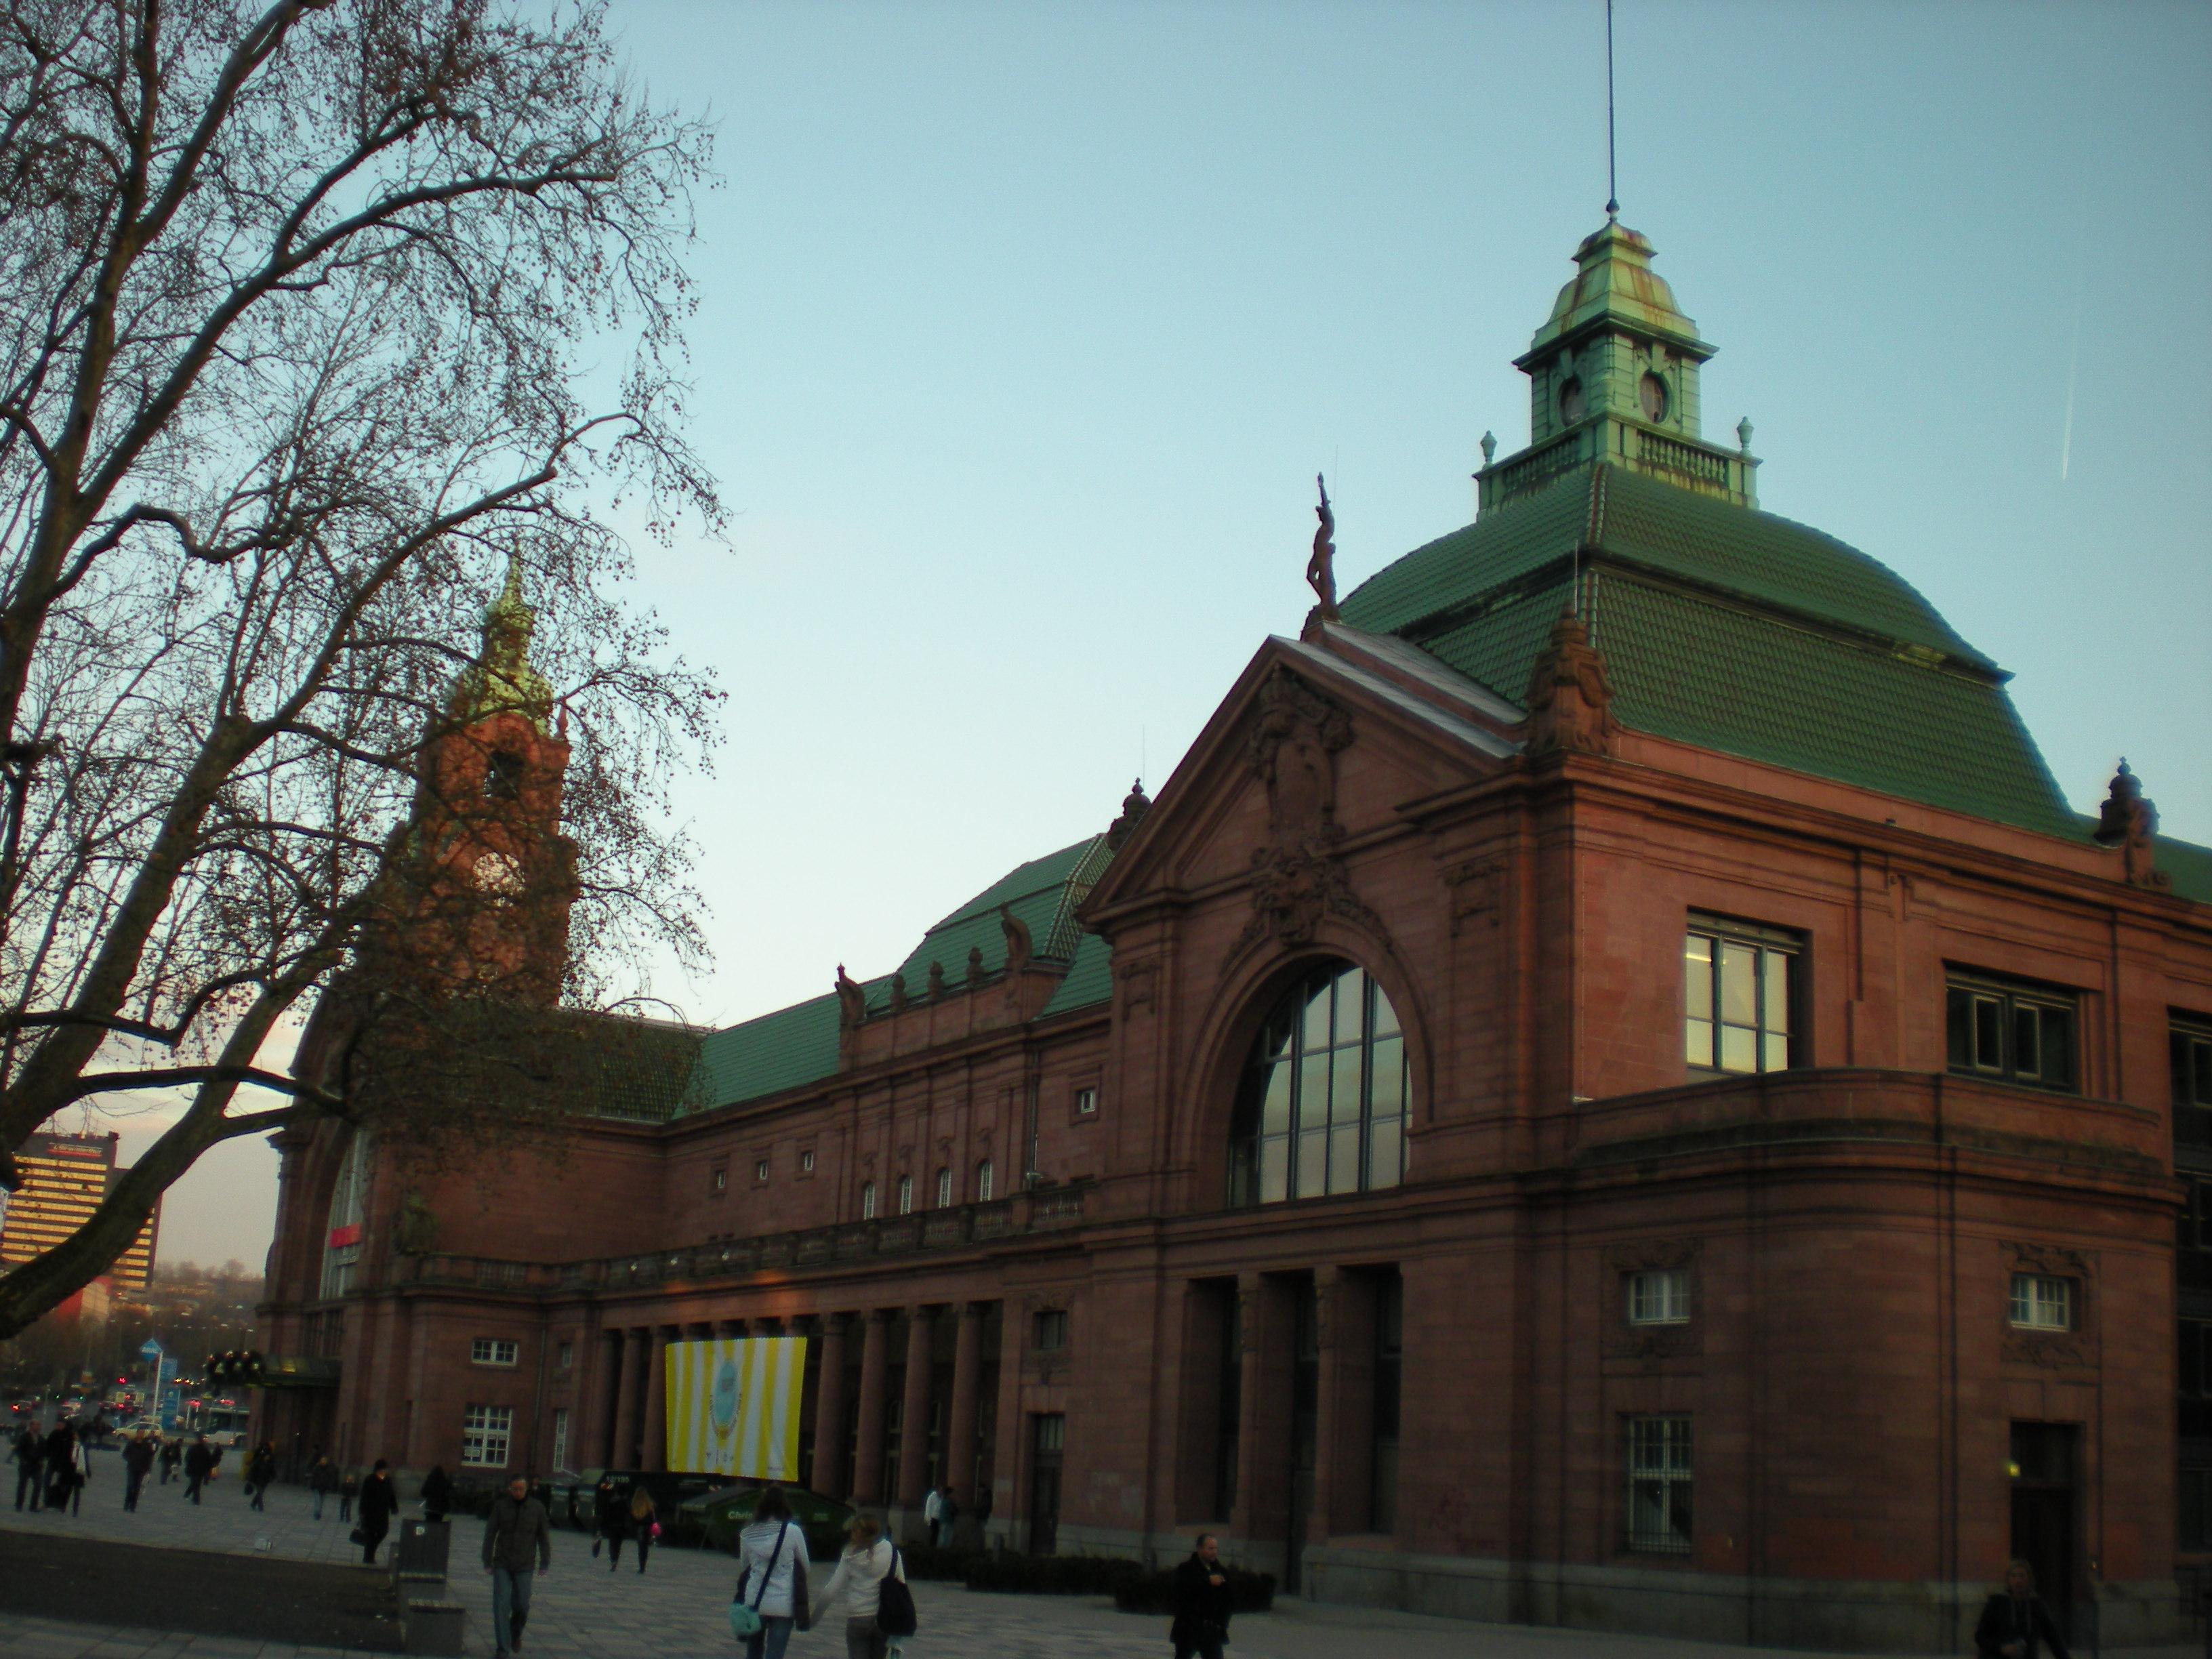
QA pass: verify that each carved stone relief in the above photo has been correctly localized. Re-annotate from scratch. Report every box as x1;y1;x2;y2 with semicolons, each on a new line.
1443;859;1502;934
1232;670;1385;954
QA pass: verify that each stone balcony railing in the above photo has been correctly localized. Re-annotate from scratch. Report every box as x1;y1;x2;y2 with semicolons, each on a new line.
390;1179;1092;1300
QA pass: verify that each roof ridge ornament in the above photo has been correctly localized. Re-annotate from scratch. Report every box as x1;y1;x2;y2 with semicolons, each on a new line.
2093;758;2171;890
1303;473;1340;640
1525;606;1619;758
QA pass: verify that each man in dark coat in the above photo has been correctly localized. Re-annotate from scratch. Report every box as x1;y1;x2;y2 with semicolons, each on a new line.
12;1424;43;1511
158;1435;181;1484
122;1430;157;1511
1974;1559;2072;1659
357;1458;400;1563
482;1473;553;1658
1169;1532;1233;1659
182;1435;216;1503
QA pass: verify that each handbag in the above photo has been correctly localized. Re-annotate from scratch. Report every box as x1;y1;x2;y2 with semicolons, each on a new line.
348;1527;365;1546
729;1522;787;1639
876;1542;918;1639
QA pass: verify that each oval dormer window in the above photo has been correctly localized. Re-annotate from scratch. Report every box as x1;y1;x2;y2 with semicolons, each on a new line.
1558;376;1586;424
1639;371;1669;423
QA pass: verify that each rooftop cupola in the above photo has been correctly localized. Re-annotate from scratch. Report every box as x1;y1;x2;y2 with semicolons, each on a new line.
450;554;556;733
1478;218;1758;515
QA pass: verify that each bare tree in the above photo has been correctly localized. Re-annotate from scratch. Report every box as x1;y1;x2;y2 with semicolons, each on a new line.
0;0;721;1338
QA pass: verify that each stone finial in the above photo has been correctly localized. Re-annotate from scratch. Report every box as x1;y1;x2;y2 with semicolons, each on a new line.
834;964;867;1029
2093;758;2170;889
888;971;909;1012
966;945;985;986
1736;417;1754;455
998;903;1033;977
926;960;947;1000
1480;431;1498;467
1523;607;1619;758
1105;777;1151;851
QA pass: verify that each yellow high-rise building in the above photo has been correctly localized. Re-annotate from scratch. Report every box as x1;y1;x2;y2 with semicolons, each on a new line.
0;1131;160;1291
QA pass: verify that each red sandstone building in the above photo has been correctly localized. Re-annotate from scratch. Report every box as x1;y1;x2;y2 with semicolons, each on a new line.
254;218;2206;1650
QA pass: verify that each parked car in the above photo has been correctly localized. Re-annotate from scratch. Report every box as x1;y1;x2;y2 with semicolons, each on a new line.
678;1481;853;1560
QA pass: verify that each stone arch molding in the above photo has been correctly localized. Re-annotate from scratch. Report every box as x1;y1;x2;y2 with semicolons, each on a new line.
1174;916;1435;1198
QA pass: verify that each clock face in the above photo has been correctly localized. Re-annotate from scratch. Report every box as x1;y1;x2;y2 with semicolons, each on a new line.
1640;371;1669;423
472;851;523;895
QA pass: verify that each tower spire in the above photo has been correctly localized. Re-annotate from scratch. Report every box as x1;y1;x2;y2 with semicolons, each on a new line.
451;552;555;732
1605;0;1619;219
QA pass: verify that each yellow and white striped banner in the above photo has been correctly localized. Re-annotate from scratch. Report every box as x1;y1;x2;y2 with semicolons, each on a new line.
663;1337;807;1479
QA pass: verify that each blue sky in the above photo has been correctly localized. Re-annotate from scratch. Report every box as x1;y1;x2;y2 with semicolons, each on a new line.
143;0;2212;1265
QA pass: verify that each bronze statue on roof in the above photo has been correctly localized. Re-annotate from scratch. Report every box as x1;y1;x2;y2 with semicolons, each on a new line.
1306;472;1338;620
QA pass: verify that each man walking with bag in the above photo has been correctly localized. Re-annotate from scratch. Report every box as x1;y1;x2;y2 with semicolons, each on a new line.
483;1473;552;1659
1170;1533;1233;1659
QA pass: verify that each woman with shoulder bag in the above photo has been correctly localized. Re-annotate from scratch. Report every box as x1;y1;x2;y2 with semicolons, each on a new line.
731;1485;808;1659
628;1486;659;1574
818;1512;909;1659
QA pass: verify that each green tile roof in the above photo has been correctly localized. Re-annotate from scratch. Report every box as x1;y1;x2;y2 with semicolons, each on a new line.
1038;929;1113;1019
1339;462;2086;838
684;985;857;1117
2160;836;2212;905
869;835;1112;1012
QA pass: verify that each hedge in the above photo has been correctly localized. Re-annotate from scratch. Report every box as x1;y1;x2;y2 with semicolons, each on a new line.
1110;1565;1276;1616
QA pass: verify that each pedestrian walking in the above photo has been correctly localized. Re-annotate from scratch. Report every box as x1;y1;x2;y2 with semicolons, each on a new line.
1168;1532;1234;1659
158;1436;180;1486
731;1484;809;1659
420;1462;453;1523
627;1486;659;1574
482;1473;552;1659
1974;1559;2072;1659
933;1483;959;1548
921;1483;941;1545
590;1473;618;1559
11;1423;43;1511
123;1429;156;1511
338;1466;357;1522
356;1458;398;1564
246;1441;276;1511
600;1477;634;1569
818;1512;905;1659
182;1434;214;1504
43;1422;85;1515
308;1452;337;1519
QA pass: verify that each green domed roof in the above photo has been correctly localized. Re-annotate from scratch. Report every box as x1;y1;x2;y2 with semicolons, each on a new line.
1340;464;2080;840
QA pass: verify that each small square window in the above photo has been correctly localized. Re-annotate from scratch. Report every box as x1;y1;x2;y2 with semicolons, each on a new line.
1626;1268;1691;1326
756;1158;771;1185
1074;1086;1099;1116
470;1337;519;1367
1034;1309;1069;1351
2008;1273;2074;1332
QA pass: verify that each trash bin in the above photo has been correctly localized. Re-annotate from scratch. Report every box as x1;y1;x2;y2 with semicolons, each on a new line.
394;1516;451;1578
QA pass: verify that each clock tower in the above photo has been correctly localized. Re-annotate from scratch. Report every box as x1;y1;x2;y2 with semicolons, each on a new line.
1478;217;1759;515
407;556;578;1002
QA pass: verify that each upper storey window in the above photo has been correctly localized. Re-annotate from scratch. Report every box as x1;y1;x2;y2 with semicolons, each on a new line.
1229;963;1408;1207
485;749;525;800
1946;970;2076;1092
1684;917;1799;1078
2175;1015;2212;1154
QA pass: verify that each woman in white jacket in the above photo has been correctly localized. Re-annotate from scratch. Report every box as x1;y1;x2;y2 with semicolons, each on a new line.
732;1486;807;1659
818;1513;903;1659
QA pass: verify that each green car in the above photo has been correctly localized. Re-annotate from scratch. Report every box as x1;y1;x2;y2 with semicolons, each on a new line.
678;1481;854;1560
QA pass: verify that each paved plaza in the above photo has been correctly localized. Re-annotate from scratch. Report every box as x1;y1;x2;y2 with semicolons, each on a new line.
0;1448;2196;1659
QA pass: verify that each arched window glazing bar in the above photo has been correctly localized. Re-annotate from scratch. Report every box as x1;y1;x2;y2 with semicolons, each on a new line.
1229;962;1408;1206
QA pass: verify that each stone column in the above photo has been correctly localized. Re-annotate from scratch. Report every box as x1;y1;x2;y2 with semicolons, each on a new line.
945;1301;986;1508
896;1306;937;1519
1307;1265;1344;1546
608;1328;637;1466
642;1326;672;1472
811;1315;850;1498
1228;1273;1267;1547
851;1311;890;1502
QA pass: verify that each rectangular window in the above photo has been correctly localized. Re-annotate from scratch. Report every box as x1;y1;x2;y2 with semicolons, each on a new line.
1684;918;1799;1077
2007;1273;2074;1332
710;1164;728;1193
556;1341;573;1372
2175;1016;2212;1151
1946;972;2077;1091
1371;1271;1402;1534
936;1167;953;1208
898;1174;914;1215
1074;1086;1098;1116
800;1148;816;1174
461;1404;513;1469
1033;1309;1069;1352
976;1159;994;1202
551;1408;569;1472
1627;1267;1692;1326
2182;1467;2212;1552
1624;1416;1694;1554
470;1337;519;1367
756;1157;771;1185
861;1181;877;1220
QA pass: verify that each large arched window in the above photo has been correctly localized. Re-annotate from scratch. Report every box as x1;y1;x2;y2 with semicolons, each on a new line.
319;1131;370;1298
1229;962;1408;1206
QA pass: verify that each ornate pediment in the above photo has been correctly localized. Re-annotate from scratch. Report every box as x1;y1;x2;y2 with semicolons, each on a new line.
1233;670;1384;951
